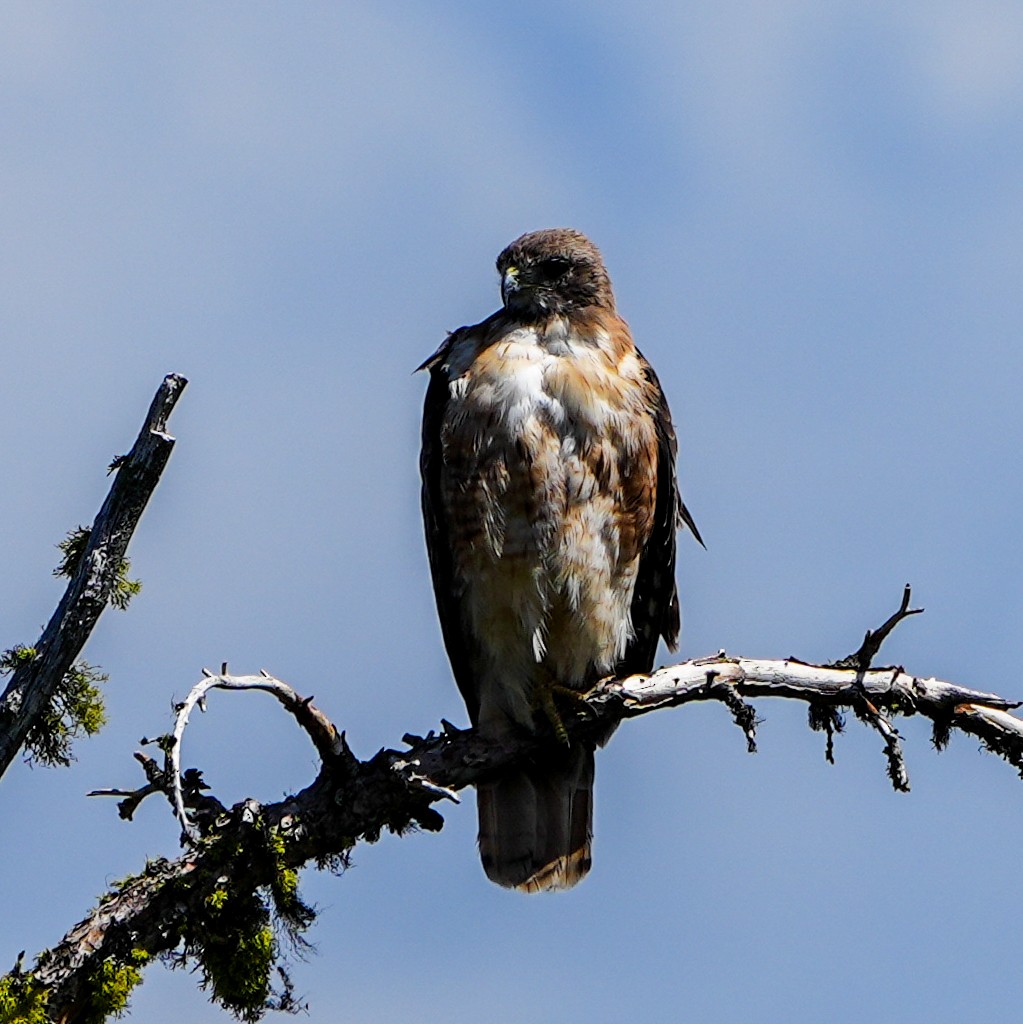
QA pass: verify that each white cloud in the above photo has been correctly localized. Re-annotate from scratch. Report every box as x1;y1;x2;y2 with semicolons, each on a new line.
907;1;1023;125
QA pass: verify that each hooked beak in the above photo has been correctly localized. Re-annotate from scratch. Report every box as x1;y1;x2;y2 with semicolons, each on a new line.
501;265;520;305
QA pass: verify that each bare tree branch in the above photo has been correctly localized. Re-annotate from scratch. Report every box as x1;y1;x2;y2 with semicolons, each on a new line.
831;582;924;670
15;590;1023;1022
169;666;347;841
8;382;1018;1023
0;374;187;780
605;655;1017;719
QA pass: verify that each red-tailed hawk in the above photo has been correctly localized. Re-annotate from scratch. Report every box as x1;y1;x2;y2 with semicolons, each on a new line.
419;228;701;892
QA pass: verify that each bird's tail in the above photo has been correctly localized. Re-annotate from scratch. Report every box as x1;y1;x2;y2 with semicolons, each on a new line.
476;744;594;892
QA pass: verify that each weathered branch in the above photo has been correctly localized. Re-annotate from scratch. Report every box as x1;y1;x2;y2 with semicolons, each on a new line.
17;603;1023;1022
169;666;347;841
0;374;187;780
831;582;924;670
8;379;1016;1023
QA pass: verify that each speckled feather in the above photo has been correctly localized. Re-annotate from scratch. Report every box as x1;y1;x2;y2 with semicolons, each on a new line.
419;229;698;891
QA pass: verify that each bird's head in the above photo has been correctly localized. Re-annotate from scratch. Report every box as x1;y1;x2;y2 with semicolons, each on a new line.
496;228;615;320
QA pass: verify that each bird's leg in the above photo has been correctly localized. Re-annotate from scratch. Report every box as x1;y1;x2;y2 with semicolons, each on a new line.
532;667;593;745
536;682;570;746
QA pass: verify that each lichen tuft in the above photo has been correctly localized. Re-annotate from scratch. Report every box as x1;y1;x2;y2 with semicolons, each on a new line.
0;647;37;673
53;525;142;610
22;661;108;767
77;950;150;1024
0;970;49;1024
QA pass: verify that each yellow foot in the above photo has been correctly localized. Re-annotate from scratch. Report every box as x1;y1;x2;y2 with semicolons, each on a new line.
532;677;593;746
536;684;570;745
550;683;595;707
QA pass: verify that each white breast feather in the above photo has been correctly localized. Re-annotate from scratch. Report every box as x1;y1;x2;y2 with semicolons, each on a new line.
445;322;643;731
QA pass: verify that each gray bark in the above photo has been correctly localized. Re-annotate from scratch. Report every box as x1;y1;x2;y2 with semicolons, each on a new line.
0;373;187;779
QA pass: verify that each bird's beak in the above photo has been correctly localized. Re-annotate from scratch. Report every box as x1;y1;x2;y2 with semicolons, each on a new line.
501;265;520;305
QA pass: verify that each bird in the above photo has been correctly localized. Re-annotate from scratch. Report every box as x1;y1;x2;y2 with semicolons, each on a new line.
418;228;701;892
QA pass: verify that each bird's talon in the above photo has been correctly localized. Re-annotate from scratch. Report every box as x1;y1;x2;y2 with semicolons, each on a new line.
537;685;570;745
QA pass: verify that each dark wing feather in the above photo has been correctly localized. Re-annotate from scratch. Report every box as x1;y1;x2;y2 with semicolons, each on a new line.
419;334;483;724
617;357;697;676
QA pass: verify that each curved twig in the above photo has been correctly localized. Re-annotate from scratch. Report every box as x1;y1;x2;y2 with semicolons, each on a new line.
18;593;1023;1022
169;666;345;841
832;583;924;670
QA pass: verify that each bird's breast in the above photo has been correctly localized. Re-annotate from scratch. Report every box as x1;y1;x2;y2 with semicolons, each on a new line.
442;323;656;542
436;319;661;708
446;322;645;441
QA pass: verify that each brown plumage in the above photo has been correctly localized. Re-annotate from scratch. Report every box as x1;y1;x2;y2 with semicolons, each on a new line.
419;228;700;891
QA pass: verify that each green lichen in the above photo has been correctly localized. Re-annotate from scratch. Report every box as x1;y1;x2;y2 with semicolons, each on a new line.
0;971;48;1024
0;520;146;767
266;831;309;933
0;647;107;766
206;888;229;912
190;883;275;1022
77;950;150;1024
23;660;107;767
53;525;91;578
53;526;142;610
205;926;275;1021
107;562;142;611
172;821;315;1020
271;864;299;908
0;646;37;673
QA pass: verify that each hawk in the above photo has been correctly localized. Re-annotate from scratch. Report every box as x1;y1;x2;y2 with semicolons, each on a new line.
419;228;701;892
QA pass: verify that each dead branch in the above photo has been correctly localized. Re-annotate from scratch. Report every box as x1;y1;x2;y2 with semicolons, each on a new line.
831;582;924;670
7;380;1018;1023
169;666;346;841
0;374;187;780
16;589;1023;1022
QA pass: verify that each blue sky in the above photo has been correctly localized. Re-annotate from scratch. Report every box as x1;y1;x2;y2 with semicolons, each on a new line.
3;3;1023;1021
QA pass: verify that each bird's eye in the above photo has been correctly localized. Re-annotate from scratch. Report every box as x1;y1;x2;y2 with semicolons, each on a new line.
534;257;571;282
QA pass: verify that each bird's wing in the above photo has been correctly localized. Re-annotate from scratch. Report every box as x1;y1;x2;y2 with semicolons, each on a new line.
618;355;696;675
419;331;484;723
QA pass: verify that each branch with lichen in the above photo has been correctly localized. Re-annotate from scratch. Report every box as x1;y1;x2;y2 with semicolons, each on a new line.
0;373;187;778
10;588;1023;1023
